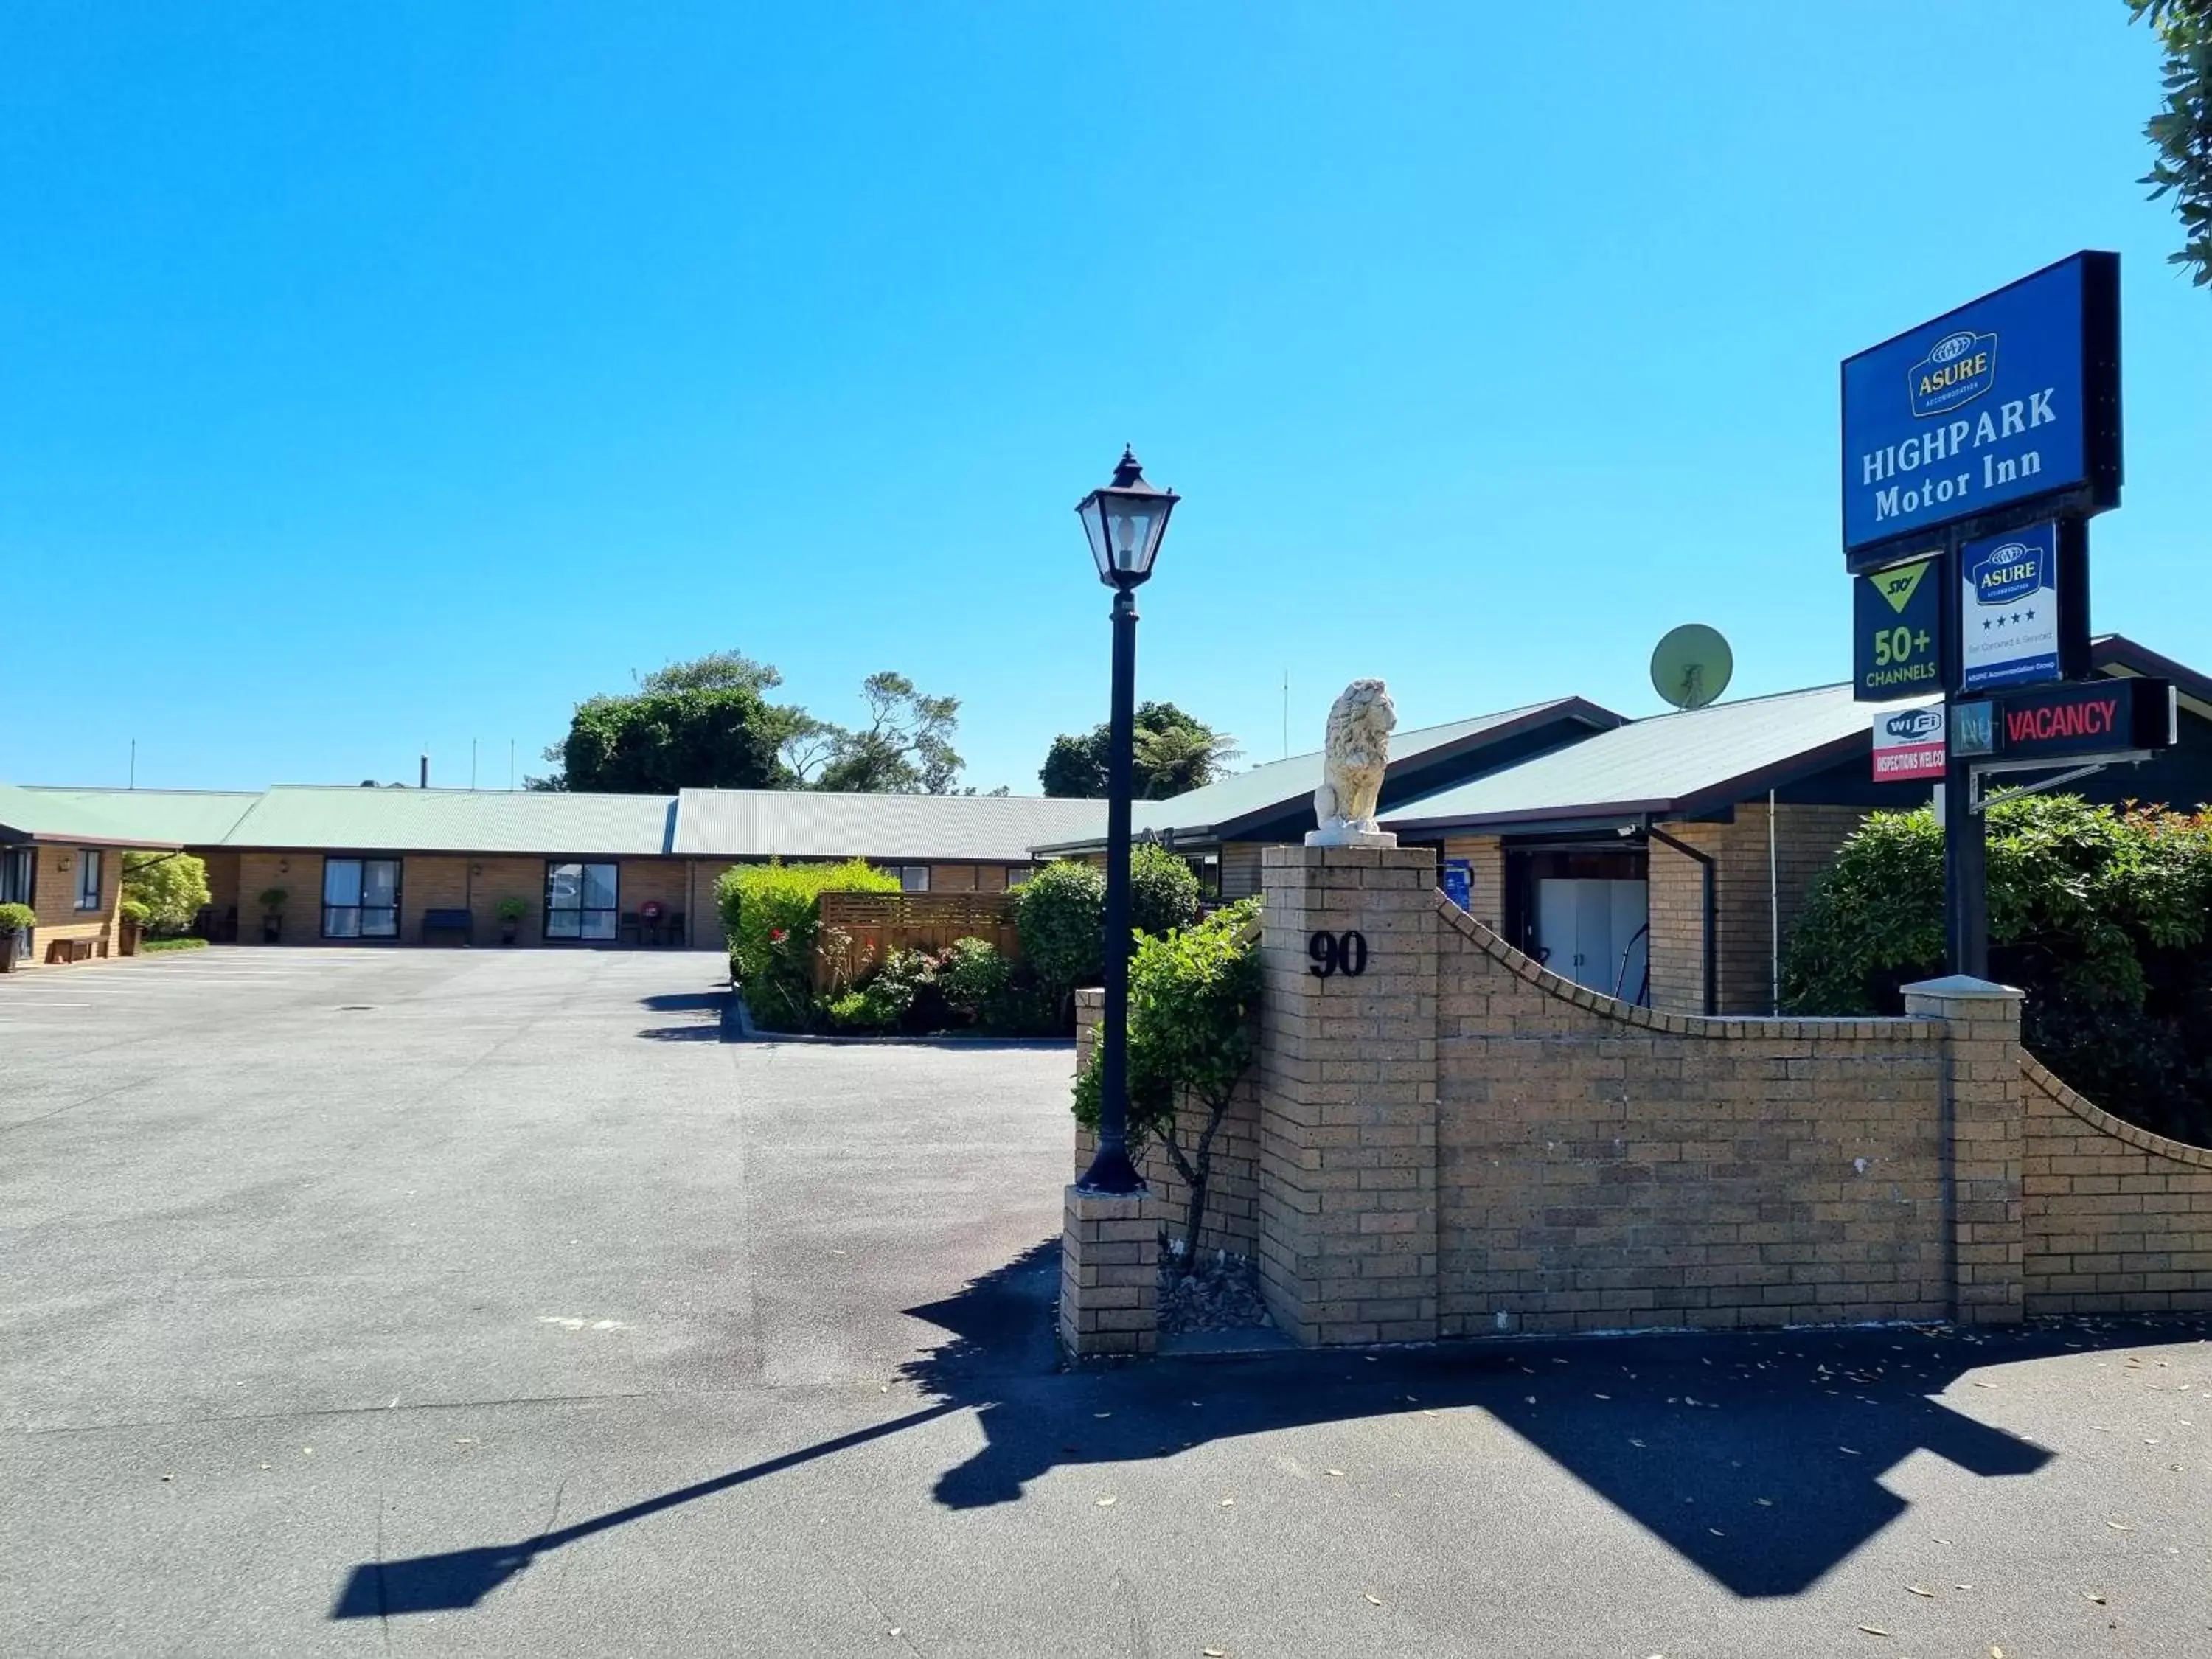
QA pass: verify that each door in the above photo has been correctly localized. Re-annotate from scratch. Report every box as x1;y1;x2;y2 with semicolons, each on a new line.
1537;877;1649;1000
1;846;32;959
546;861;619;941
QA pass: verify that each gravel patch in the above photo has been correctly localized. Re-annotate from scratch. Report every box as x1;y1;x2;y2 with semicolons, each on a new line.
1159;1248;1273;1335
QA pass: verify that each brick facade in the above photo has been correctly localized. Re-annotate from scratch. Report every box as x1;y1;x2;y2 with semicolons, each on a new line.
1439;835;1506;931
1646;803;1868;1015
4;842;128;967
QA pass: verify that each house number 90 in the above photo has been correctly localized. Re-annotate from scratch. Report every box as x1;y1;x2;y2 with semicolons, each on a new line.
1307;930;1368;979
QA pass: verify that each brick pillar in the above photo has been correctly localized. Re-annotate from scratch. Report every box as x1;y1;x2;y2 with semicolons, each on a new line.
1060;1186;1158;1357
1904;974;2027;1325
1254;845;1440;1346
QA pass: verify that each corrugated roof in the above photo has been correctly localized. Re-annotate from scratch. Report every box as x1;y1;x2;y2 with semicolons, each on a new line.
1030;697;1614;852
223;786;678;855
0;782;187;847
13;787;262;846
673;788;1105;861
1380;683;1931;830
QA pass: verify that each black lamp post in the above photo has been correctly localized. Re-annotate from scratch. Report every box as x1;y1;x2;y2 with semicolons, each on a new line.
1073;445;1180;1195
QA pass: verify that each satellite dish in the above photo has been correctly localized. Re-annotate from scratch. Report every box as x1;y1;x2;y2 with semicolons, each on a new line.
1650;624;1733;710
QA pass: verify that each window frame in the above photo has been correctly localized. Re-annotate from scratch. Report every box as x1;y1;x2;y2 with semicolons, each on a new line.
321;855;403;939
544;860;621;942
74;848;102;911
896;865;931;893
3;846;33;956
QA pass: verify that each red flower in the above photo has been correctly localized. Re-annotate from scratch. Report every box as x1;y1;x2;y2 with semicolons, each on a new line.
770;928;788;943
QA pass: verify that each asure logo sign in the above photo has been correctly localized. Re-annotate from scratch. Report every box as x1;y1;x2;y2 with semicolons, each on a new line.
1909;329;1997;418
1969;539;2044;606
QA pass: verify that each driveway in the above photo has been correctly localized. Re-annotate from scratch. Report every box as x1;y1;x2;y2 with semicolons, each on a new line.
2;949;2208;1657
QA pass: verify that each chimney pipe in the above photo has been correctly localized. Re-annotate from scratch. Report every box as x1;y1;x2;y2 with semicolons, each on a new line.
420;753;429;789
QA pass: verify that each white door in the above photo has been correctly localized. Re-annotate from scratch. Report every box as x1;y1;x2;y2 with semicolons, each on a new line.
1537;877;1648;999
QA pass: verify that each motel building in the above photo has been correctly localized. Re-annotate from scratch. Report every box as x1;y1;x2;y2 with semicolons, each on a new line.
7;635;2210;1008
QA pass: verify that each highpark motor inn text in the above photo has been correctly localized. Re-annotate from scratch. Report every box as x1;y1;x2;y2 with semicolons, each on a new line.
1860;389;2062;527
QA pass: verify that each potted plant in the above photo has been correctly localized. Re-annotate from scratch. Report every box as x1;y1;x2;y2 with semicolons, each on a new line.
495;896;528;946
119;899;149;957
0;902;33;973
257;886;288;944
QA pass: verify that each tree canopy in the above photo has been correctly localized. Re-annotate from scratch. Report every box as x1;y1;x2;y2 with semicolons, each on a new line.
531;650;972;794
122;852;212;935
1040;701;1239;799
2133;0;2212;288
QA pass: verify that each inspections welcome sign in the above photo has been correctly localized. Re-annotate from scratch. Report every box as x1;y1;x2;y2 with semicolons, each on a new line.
1840;252;2121;562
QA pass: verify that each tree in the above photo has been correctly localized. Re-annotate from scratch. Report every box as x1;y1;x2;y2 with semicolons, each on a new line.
1039;702;1240;799
1781;795;2212;1144
636;650;784;697
2133;1;2212;287
807;672;965;794
555;687;784;793
1072;899;1262;1271
122;852;212;935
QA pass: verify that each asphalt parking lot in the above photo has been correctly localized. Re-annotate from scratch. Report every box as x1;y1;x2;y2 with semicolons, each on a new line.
3;948;2208;1657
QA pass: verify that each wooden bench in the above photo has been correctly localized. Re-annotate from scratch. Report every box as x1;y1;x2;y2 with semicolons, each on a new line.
421;908;474;946
45;937;101;964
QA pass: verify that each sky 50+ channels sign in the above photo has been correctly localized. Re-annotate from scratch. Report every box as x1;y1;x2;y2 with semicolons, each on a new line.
1840;251;2121;563
1853;554;1943;700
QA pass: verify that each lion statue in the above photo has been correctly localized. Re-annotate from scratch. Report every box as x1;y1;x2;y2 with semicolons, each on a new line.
1307;678;1398;847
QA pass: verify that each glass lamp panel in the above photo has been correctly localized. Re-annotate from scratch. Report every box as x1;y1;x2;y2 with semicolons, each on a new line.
1077;495;1115;582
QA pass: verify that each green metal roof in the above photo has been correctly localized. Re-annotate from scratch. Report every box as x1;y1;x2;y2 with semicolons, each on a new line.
1029;697;1618;854
0;783;187;847
11;787;261;846
223;786;678;855
674;788;1104;861
1379;683;1930;832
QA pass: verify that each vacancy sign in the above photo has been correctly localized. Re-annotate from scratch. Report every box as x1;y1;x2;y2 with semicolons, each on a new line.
1873;703;1946;780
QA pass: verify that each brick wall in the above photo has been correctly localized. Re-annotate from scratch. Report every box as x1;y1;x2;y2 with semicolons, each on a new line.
402;857;470;942
197;849;241;921
1253;846;1442;1346
2023;1057;2212;1315
1438;906;1948;1335
1647;804;1867;1016
468;856;547;946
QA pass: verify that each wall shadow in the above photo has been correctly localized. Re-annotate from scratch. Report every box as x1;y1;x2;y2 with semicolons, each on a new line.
331;1239;2199;1618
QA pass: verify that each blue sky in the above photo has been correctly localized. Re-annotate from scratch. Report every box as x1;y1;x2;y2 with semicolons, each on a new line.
4;3;2204;794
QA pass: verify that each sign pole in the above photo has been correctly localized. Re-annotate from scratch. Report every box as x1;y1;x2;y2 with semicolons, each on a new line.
1938;534;1988;978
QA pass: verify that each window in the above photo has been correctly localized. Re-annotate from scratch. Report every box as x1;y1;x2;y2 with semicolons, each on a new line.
1004;866;1033;889
75;849;102;911
323;857;400;938
546;861;619;940
894;866;931;893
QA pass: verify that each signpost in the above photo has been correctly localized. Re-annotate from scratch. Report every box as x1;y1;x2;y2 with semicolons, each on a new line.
1842;251;2124;979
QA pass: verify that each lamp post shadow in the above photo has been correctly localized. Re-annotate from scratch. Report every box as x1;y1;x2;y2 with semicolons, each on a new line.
334;1238;2193;1618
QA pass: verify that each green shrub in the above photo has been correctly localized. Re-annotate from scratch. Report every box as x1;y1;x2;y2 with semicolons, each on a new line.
1073;898;1262;1265
0;901;34;934
256;887;289;912
1130;841;1203;937
718;858;901;1030
142;936;209;953
122;852;211;935
939;936;1014;1026
1016;860;1105;1005
1783;795;2212;1144
121;899;153;925
495;896;529;923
